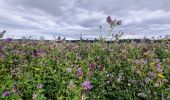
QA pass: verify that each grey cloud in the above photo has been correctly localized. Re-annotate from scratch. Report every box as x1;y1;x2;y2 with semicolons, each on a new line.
0;0;170;40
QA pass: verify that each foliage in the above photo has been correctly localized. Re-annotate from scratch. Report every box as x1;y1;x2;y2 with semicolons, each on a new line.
0;39;170;100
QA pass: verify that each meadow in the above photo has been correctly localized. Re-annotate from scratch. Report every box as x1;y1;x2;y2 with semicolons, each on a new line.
0;16;170;100
0;38;170;100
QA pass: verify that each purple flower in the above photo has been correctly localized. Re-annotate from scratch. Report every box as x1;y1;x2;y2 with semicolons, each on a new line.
148;71;157;78
5;38;13;42
90;62;96;70
0;46;2;50
33;51;38;57
106;16;112;24
3;91;10;97
33;50;46;58
88;69;94;77
36;50;45;54
155;64;163;72
82;81;92;90
76;67;83;78
144;77;151;84
140;59;147;64
106;16;122;27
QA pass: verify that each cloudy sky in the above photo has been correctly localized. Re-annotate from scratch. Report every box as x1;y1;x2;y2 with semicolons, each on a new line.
0;0;170;40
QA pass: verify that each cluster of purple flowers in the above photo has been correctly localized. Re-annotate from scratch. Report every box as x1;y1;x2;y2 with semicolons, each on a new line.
106;16;112;24
155;63;163;72
106;16;122;27
81;81;93;96
76;63;104;95
5;38;13;43
2;86;18;97
3;91;10;97
33;50;47;58
147;71;157;78
82;81;92;91
88;63;104;76
88;62;96;76
90;62;96;69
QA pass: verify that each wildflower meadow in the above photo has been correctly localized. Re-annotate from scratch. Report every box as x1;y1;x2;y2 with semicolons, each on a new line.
0;16;170;100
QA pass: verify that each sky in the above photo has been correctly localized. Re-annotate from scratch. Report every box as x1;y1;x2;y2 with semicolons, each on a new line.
0;0;170;40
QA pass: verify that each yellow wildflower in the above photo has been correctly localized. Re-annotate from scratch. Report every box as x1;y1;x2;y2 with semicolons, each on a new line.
33;67;40;71
158;73;164;79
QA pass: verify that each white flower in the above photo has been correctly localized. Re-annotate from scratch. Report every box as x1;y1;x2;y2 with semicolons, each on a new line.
137;93;147;98
32;94;38;100
66;68;72;73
